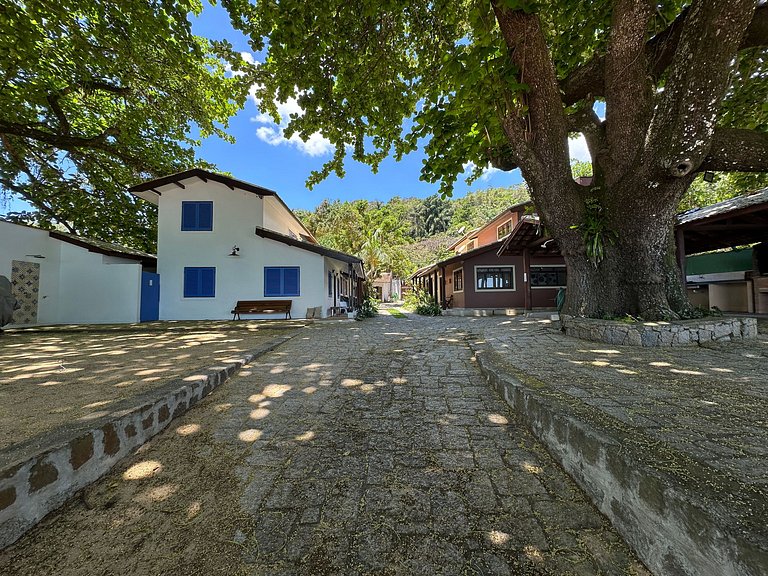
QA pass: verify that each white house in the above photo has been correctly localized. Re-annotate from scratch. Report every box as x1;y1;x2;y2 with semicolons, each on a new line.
129;169;364;320
372;272;403;302
0;221;156;325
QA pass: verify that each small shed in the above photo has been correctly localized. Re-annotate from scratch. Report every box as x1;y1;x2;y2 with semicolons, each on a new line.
0;221;157;325
677;188;768;313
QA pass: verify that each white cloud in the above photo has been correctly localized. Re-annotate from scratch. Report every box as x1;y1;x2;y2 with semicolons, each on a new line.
568;135;592;163
250;93;334;157
226;51;259;79
462;162;502;182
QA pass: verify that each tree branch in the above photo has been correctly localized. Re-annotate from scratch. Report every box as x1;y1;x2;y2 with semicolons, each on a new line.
486;147;519;172
742;2;768;48
603;0;654;182
644;0;757;179
699;128;768;172
0;120;109;149
561;3;768;106
567;105;606;170
57;80;131;98
492;3;570;182
0;169;77;234
0;121;148;172
46;94;71;135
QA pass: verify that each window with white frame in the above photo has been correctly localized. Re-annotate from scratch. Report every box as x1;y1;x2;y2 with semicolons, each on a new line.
497;219;513;240
530;265;567;288
453;268;464;292
475;266;515;291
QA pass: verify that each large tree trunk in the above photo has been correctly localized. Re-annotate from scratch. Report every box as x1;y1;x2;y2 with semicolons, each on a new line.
490;1;761;321
537;179;694;321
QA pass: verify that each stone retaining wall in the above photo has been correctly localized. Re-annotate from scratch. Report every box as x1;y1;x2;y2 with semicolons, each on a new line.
471;344;767;576
0;335;293;550
561;316;757;346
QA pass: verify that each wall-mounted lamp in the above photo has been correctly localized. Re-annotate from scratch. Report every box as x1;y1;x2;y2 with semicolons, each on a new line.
228;245;240;257
25;254;46;259
703;171;715;183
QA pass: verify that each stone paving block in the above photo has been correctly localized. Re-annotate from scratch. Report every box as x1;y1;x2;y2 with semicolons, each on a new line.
0;315;653;576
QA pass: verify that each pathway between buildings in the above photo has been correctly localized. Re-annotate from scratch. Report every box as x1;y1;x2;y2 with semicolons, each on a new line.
0;315;648;575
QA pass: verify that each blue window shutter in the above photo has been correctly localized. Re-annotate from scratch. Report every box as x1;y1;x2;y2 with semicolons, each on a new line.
181;202;197;230
181;201;213;231
265;268;281;297
284;267;299;296
184;268;199;297
198;202;213;230
201;268;215;297
265;267;300;297
184;267;215;297
328;271;332;296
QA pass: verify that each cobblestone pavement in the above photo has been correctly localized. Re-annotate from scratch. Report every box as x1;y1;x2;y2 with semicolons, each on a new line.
0;315;648;575
472;316;768;489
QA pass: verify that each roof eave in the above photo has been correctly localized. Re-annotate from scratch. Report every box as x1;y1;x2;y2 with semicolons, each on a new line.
254;226;362;265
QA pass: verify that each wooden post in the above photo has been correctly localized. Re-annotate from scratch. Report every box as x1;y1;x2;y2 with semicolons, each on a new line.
523;248;532;310
440;266;447;307
676;228;687;285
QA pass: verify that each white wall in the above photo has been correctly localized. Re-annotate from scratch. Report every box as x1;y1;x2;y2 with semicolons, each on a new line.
324;258;354;315
0;223;61;325
156;180;337;320
263;196;311;239
0;221;143;325
57;245;142;324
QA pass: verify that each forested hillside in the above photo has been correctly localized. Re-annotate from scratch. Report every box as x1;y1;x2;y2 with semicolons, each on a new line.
295;184;530;278
297;168;768;280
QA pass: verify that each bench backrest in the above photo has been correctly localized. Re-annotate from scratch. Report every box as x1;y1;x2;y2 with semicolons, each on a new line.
234;300;291;309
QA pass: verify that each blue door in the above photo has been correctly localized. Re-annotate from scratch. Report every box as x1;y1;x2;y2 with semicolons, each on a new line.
140;272;160;322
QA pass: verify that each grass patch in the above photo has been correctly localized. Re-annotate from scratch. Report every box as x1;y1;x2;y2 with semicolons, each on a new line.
388;309;407;318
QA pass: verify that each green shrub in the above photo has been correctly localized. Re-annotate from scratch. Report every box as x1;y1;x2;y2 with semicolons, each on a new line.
405;288;441;316
356;294;379;319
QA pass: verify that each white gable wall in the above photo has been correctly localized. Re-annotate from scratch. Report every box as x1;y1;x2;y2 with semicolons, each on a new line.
324;258;354;313
156;178;338;320
0;221;143;325
0;222;61;325
263;196;311;239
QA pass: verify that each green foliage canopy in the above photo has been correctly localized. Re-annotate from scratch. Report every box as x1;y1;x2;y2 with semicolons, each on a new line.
225;1;766;195
0;0;246;250
225;0;768;319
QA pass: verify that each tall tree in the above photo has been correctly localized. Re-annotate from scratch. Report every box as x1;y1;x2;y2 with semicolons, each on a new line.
679;172;768;211
224;0;768;319
0;0;246;251
418;194;454;237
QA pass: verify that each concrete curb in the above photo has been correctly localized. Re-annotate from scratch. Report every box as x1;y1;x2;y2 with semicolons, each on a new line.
0;333;295;550
469;340;768;576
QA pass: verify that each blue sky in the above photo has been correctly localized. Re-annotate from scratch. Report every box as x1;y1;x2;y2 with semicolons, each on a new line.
2;3;592;216
190;3;533;211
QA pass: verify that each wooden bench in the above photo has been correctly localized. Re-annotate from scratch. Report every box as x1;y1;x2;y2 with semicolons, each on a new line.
231;300;292;320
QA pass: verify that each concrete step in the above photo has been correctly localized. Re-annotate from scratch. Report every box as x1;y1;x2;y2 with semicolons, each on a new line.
470;341;768;576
